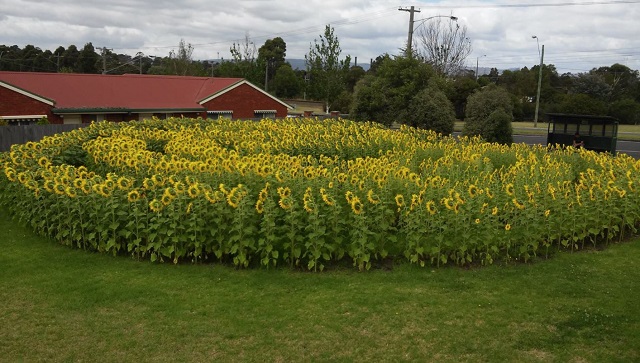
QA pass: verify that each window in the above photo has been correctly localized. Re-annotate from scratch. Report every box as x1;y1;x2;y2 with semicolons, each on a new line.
254;110;276;119
207;111;233;119
0;115;46;125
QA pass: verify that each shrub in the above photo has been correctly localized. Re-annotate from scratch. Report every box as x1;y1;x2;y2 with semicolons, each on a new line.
608;98;640;125
463;85;514;144
406;84;456;135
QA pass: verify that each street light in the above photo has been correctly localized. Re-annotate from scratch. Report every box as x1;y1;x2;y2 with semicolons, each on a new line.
406;15;458;57
532;35;540;57
475;54;486;81
532;35;545;128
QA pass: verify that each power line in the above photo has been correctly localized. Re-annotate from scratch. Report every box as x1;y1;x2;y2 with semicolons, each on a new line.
426;0;640;9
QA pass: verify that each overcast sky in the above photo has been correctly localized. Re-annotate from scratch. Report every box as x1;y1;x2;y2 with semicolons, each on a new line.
1;0;639;74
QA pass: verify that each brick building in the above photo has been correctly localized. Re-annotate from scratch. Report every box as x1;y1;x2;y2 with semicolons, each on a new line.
0;72;291;124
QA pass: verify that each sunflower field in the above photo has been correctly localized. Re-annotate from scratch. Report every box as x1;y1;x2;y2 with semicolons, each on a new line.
1;117;639;270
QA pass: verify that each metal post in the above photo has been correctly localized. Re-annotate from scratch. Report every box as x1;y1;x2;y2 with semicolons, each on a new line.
534;44;544;128
399;6;420;57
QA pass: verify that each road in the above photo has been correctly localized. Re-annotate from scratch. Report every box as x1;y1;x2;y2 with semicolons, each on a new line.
512;135;640;159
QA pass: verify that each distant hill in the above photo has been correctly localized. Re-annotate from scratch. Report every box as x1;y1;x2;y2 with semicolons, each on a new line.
207;58;370;71
287;59;370;71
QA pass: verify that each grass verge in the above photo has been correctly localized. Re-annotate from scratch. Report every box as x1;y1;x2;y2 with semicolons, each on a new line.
1;208;638;362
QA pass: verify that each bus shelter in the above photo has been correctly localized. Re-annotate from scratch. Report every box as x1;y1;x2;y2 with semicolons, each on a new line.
546;113;619;154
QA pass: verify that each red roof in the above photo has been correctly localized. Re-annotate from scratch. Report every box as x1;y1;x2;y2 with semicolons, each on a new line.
0;72;244;110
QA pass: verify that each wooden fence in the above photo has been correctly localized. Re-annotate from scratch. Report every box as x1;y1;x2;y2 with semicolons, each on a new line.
0;124;88;152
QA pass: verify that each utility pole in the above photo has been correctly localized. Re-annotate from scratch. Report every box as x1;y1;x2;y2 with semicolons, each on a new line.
265;60;269;92
100;47;112;74
399;6;420;57
534;44;544;128
54;54;63;72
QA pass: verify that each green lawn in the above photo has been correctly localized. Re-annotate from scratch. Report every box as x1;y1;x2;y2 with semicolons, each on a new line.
1;208;639;362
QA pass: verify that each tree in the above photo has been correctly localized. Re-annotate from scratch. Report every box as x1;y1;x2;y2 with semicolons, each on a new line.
450;77;480;119
415;17;472;76
350;55;435;125
228;33;262;84
407;81;456;134
609;98;640;125
556;94;607;115
258;37;286;91
463;84;514;144
272;63;302;98
345;65;366;92
169;39;195;76
77;42;100;73
593;63;640;102
572;73;611;101
62;45;80;72
20;45;43;72
305;25;351;112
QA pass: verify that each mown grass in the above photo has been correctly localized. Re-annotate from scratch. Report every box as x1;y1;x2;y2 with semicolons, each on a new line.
1;207;638;362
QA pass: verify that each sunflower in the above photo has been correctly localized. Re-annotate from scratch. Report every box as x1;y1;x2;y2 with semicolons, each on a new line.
277;186;291;199
37;156;49;168
151;174;165;187
117;177;132;191
278;196;293;210
143;178;155;190
512;198;525;210
345;190;355;204
544;209;551;218
128;190;141;203
186;202;193;215
505;183;515;196
492;206;499;216
187;183;200;198
351;196;364;215
475;218;481;224
17;172;28;184
505;224;512;231
73;178;84;189
43;179;54;193
303;187;314;213
149;198;163;213
104;179;116;192
366;189;380;205
410;194;419;211
80;180;91;195
468;184;478;198
426;200;437;215
98;184;111;198
395;194;405;208
443;197;455;211
53;182;66;196
161;194;173;206
255;199;264;214
4;167;16;182
320;190;334;206
173;181;186;195
226;186;245;208
65;186;77;198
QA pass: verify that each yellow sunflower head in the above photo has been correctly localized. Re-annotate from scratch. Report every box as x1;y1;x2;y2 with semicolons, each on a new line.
128;190;141;202
351;196;364;215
